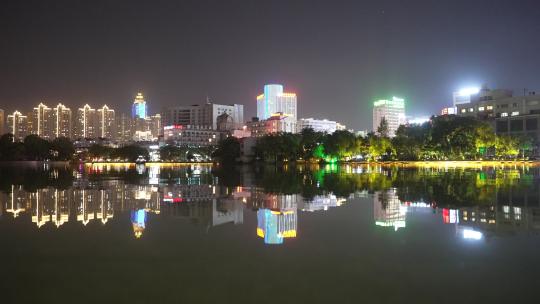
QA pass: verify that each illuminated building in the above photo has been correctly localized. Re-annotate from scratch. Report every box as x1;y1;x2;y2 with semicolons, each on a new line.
149;114;162;138
372;97;406;137
32;102;53;139
163;125;223;147
247;113;297;137
52;189;70;227
7;110;28;141
5;185;28;218
456;85;540;142
0;108;4;135
256;84;297;120
116;113;133;142
97;105;115;139
373;189;407;231
440;107;457;115
132;92;147;119
256;209;297;245
162;102;244;130
453;87;480;107
52;103;72;138
75;104;97;138
297;118;338;133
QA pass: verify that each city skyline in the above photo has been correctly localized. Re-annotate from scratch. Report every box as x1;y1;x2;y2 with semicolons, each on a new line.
2;1;540;131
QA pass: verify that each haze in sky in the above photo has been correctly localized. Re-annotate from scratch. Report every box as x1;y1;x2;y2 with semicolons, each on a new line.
1;0;539;130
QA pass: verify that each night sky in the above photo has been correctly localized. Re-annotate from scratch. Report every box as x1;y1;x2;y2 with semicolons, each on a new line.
1;0;539;130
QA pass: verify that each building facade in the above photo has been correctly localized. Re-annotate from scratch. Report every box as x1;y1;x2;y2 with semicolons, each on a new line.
163;125;223;147
7;111;28;141
247;113;297;137
456;86;540;142
297;118;337;133
162;102;244;130
97;105;115;139
372;97;406;137
132;92;147;119
32;103;53;139
256;84;297;120
75;104;97;139
52;103;72;138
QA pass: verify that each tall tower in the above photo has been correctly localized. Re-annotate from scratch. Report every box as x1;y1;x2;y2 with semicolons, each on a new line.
7;111;28;141
256;84;297;120
32;103;53;139
132;93;147;119
52;103;72;138
373;97;406;137
76;104;97;138
97;105;115;139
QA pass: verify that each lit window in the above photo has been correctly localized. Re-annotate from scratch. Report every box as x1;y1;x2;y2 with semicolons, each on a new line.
501;112;508;117
486;105;493;110
468;108;474;112
511;111;519;116
478;106;485;111
461;109;466;113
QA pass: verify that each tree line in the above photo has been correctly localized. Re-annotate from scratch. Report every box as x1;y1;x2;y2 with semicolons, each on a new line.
214;115;534;163
0;134;75;161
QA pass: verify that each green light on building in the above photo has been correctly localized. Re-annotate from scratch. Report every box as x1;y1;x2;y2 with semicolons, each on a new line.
373;96;405;108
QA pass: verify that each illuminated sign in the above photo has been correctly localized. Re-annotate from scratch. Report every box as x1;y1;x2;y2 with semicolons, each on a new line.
164;125;184;130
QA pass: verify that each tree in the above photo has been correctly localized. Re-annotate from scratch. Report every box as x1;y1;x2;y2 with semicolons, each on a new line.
50;137;75;161
213;137;241;163
23;135;50;160
377;117;390;138
160;145;187;162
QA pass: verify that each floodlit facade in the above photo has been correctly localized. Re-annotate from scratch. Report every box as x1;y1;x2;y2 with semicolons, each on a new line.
7;110;28;141
163;125;223;147
116;113;133;142
52;103;72;138
97;105;115;139
372;97;406;137
373;189;407;231
76;104;97;138
456;86;540;142
453;87;480;107
132;92;147;119
247;113;297;137
162;103;244;129
32;103;53;139
256;84;297;120
297;118;337;133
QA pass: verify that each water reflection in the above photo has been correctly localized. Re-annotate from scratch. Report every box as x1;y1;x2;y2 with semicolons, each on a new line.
1;164;540;244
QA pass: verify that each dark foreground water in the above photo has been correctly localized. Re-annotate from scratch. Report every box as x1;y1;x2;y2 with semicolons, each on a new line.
1;163;539;303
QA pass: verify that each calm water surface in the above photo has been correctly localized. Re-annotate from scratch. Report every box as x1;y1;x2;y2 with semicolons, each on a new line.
1;163;539;303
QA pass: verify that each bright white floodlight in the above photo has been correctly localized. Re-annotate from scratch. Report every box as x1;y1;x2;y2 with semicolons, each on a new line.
458;87;480;96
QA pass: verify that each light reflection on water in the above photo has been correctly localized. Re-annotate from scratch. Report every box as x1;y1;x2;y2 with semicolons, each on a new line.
1;163;540;244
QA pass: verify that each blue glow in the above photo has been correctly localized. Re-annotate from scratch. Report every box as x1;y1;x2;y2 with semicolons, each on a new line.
132;102;147;119
131;209;147;227
257;209;283;244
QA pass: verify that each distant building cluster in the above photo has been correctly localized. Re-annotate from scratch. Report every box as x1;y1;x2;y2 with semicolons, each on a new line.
1;93;161;143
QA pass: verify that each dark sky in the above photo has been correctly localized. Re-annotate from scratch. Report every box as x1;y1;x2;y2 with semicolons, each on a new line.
1;0;540;130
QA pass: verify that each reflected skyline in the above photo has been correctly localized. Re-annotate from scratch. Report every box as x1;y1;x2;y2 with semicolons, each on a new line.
2;164;540;244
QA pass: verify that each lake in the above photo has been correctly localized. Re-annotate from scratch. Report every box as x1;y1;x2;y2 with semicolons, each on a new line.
1;163;539;303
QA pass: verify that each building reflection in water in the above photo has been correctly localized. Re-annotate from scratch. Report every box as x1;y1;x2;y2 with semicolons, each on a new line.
131;209;147;238
373;189;407;231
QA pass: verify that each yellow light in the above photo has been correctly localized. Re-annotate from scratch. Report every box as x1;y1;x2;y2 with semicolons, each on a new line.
257;228;265;237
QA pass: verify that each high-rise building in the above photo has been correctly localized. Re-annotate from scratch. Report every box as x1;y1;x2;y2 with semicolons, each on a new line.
256;84;297;120
372;97;406;137
7;111;28;141
162;102;244;129
116;113;133;142
0;109;4;135
52;103;72;138
97;105;115;138
76;104;97;139
149;114;162;138
132;93;147;119
32;103;53;139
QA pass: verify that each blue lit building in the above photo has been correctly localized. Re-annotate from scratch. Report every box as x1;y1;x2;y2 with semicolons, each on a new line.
132;92;147;119
256;84;297;120
256;209;297;245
